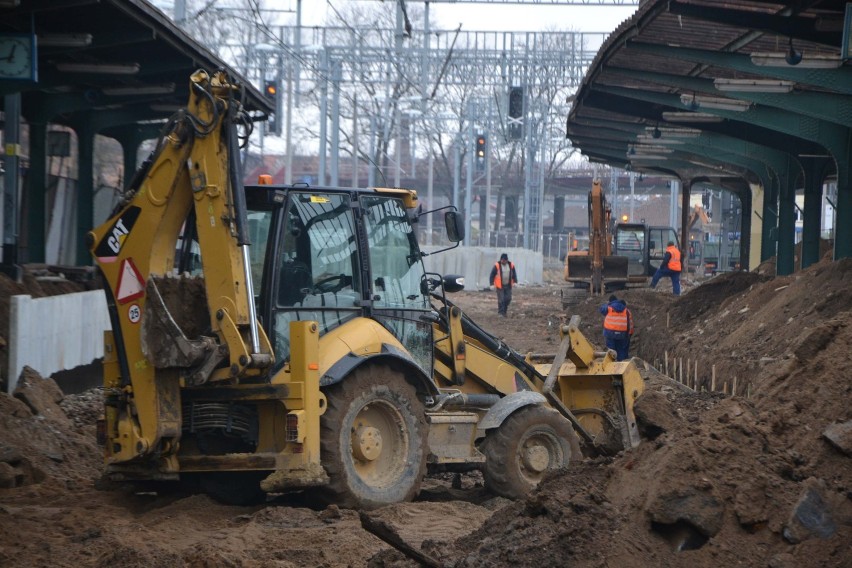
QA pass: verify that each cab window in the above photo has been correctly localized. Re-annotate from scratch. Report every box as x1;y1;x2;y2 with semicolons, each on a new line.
361;195;427;310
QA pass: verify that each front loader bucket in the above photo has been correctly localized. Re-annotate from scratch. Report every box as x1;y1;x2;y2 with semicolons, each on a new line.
529;318;644;455
550;362;644;454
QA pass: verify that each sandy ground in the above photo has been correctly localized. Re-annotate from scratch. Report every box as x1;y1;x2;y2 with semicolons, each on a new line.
1;260;851;567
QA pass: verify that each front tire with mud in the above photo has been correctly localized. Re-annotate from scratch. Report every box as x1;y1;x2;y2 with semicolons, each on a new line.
319;364;427;509
482;405;581;499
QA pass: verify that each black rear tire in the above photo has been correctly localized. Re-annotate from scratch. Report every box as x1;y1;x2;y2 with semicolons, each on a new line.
319;364;427;509
482;405;581;499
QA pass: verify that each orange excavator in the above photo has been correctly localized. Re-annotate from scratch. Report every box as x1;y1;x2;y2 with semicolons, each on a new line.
562;179;629;307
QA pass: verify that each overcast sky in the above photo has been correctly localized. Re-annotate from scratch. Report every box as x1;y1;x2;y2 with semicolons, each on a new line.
294;1;637;34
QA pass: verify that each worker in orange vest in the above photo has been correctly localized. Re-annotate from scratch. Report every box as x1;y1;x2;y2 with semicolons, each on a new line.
599;294;634;361
488;252;517;317
650;241;682;296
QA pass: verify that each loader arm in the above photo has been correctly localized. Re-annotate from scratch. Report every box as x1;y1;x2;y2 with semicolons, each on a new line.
431;292;643;455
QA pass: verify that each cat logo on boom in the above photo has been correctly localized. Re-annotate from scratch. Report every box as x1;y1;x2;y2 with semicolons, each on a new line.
94;206;141;262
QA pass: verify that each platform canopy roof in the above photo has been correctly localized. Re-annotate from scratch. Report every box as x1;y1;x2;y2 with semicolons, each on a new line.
0;0;273;128
567;0;851;183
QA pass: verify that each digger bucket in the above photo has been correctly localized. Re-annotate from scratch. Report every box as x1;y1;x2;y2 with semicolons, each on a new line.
531;358;645;456
564;254;593;282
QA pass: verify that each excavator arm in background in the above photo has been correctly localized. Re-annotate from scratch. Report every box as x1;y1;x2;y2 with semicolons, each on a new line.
563;179;628;300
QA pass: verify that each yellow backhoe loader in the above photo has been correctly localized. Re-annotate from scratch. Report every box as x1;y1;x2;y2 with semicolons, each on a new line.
89;70;644;507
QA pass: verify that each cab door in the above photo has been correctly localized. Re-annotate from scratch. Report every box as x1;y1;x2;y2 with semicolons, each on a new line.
270;191;362;364
360;195;433;375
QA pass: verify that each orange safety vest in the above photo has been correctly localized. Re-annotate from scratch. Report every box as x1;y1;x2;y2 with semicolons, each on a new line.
604;306;633;334
494;262;515;289
666;245;682;272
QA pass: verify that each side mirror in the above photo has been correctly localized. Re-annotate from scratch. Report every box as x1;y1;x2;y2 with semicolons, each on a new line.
444;211;464;243
420;274;465;294
442;274;465;293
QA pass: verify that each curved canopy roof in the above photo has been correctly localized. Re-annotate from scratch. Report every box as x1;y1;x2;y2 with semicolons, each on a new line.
0;0;273;128
567;0;849;183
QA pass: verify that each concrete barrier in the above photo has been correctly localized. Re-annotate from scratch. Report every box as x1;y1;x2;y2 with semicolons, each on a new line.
8;290;110;393
422;246;543;289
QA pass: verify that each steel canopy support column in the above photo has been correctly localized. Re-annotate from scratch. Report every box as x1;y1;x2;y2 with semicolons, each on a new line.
805;133;852;261
835;160;852;260
75;121;95;265
2;93;22;277
25;122;48;263
775;157;799;276
731;180;752;271
761;174;779;264
799;158;831;269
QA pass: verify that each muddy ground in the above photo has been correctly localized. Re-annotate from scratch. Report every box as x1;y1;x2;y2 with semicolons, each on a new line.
1;261;851;567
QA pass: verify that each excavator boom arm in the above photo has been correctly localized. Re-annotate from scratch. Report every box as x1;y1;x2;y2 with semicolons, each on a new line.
88;71;274;462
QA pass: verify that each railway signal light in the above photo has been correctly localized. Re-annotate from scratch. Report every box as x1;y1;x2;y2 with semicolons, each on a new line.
508;86;524;140
475;134;487;171
264;80;277;100
263;80;282;136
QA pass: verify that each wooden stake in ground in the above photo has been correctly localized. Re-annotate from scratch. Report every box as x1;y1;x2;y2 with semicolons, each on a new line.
732;376;738;397
711;365;716;392
665;351;668;376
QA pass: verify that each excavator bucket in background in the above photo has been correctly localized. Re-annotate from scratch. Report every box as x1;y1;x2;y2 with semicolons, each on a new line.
563;255;628;291
564;254;593;281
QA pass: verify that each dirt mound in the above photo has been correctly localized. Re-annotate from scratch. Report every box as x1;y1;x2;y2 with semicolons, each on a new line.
415;261;852;567
666;270;770;326
0;368;102;490
435;393;850;567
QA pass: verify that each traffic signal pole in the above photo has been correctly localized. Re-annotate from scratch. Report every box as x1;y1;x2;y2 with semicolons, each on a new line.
465;100;474;246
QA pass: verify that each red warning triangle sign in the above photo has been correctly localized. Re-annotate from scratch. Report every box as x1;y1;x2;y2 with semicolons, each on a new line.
116;258;145;304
